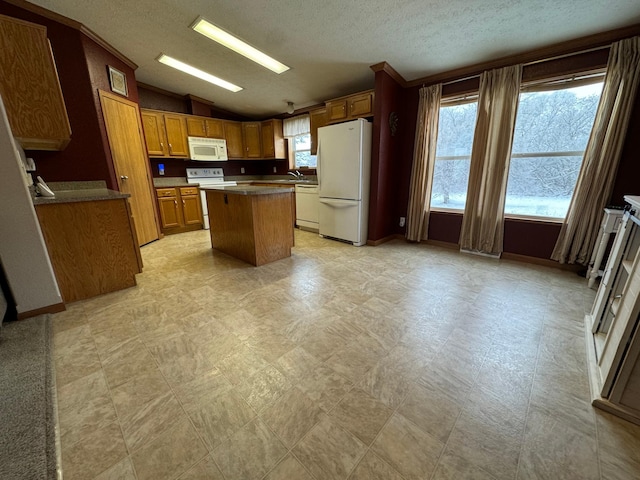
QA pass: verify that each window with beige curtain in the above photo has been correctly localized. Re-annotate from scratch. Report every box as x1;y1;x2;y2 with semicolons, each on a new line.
406;84;442;241
552;36;640;264
459;64;522;256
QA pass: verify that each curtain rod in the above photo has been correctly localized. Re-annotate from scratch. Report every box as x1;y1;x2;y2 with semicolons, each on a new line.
433;44;611;88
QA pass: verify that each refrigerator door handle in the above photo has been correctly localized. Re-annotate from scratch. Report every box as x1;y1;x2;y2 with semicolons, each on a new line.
319;198;358;208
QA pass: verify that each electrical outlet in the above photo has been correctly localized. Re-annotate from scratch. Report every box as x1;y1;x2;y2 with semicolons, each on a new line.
241;167;245;174
273;167;277;173
399;217;406;227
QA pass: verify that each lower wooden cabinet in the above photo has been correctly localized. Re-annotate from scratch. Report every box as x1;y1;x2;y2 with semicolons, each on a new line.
156;186;203;234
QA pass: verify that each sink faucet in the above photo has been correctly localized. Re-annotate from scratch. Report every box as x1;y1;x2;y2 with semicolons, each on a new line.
288;170;305;180
288;172;299;179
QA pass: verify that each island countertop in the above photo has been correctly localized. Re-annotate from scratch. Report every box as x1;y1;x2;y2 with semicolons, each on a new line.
200;185;294;195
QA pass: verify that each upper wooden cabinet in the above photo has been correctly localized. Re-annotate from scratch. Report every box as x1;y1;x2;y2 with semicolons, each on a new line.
325;90;374;125
223;120;244;158
140;109;188;158
309;109;328;155
186;116;225;139
141;111;165;157
243;122;262;158
261;119;285;159
163;114;189;157
0;14;71;150
141;109;286;160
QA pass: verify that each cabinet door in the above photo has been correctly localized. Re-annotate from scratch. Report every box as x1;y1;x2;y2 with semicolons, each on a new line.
205;119;225;139
186;117;207;137
158;196;182;229
224;121;244;158
141;111;167;156
163;114;189;157
326;100;348;122
243;122;262;158
261;119;285;159
348;92;373;118
0;14;71;150
310;108;328;155
181;195;202;225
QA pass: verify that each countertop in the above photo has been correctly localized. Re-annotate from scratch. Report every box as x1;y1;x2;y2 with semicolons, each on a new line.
32;180;129;205
200;185;294;196
153;178;195;188
33;188;130;205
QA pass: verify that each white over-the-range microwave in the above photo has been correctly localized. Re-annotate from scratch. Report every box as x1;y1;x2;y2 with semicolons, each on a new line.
187;136;228;161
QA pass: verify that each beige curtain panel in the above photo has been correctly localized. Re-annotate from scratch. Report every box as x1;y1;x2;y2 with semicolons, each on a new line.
406;84;442;241
552;36;640;264
459;64;522;256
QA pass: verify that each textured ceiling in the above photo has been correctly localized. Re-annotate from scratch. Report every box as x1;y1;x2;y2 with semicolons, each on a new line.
25;0;640;118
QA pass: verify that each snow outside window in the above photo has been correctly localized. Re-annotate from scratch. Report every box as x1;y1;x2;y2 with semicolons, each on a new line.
430;100;477;210
505;81;603;219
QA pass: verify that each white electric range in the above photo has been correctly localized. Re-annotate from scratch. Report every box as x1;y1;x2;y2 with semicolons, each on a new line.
186;168;237;229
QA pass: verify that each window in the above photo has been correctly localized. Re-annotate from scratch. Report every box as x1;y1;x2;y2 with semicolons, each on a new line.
505;79;603;218
292;133;316;168
430;100;477;210
283;114;316;169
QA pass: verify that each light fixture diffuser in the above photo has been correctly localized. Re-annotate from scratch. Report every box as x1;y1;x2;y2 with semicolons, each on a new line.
157;54;242;92
192;18;290;74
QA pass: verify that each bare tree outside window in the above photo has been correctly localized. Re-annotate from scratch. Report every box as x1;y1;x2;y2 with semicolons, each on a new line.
430;101;477;209
430;80;603;219
505;82;603;218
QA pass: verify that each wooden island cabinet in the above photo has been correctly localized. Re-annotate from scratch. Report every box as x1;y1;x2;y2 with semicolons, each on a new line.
203;186;294;266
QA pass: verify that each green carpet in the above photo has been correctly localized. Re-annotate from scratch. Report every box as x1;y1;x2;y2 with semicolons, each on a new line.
0;315;59;479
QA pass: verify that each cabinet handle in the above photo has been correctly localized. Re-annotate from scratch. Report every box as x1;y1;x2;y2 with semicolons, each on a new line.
174;200;178;206
160;142;164;149
120;175;128;180
168;143;173;153
182;200;186;206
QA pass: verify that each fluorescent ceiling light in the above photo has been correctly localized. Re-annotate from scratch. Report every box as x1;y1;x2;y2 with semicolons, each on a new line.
157;54;242;92
192;18;290;74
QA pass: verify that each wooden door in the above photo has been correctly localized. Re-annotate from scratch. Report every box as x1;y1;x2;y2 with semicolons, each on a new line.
348;92;373;118
326;100;347;122
310;108;328;155
164;114;189;157
141;111;167;156
205;119;225;139
243;122;262;158
158;196;181;229
224;121;244;158
186;117;206;137
261;120;275;158
99;90;160;246
181;195;202;225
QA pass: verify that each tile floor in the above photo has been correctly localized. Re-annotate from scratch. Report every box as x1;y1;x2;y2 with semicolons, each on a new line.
51;229;640;480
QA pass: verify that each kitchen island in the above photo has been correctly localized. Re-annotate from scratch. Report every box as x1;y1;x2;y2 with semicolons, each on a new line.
202;185;294;266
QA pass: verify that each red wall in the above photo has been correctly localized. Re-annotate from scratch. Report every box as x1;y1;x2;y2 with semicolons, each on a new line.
0;1;137;190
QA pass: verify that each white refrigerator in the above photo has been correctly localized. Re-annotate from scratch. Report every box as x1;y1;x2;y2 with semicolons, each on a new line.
0;95;62;316
317;119;372;246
